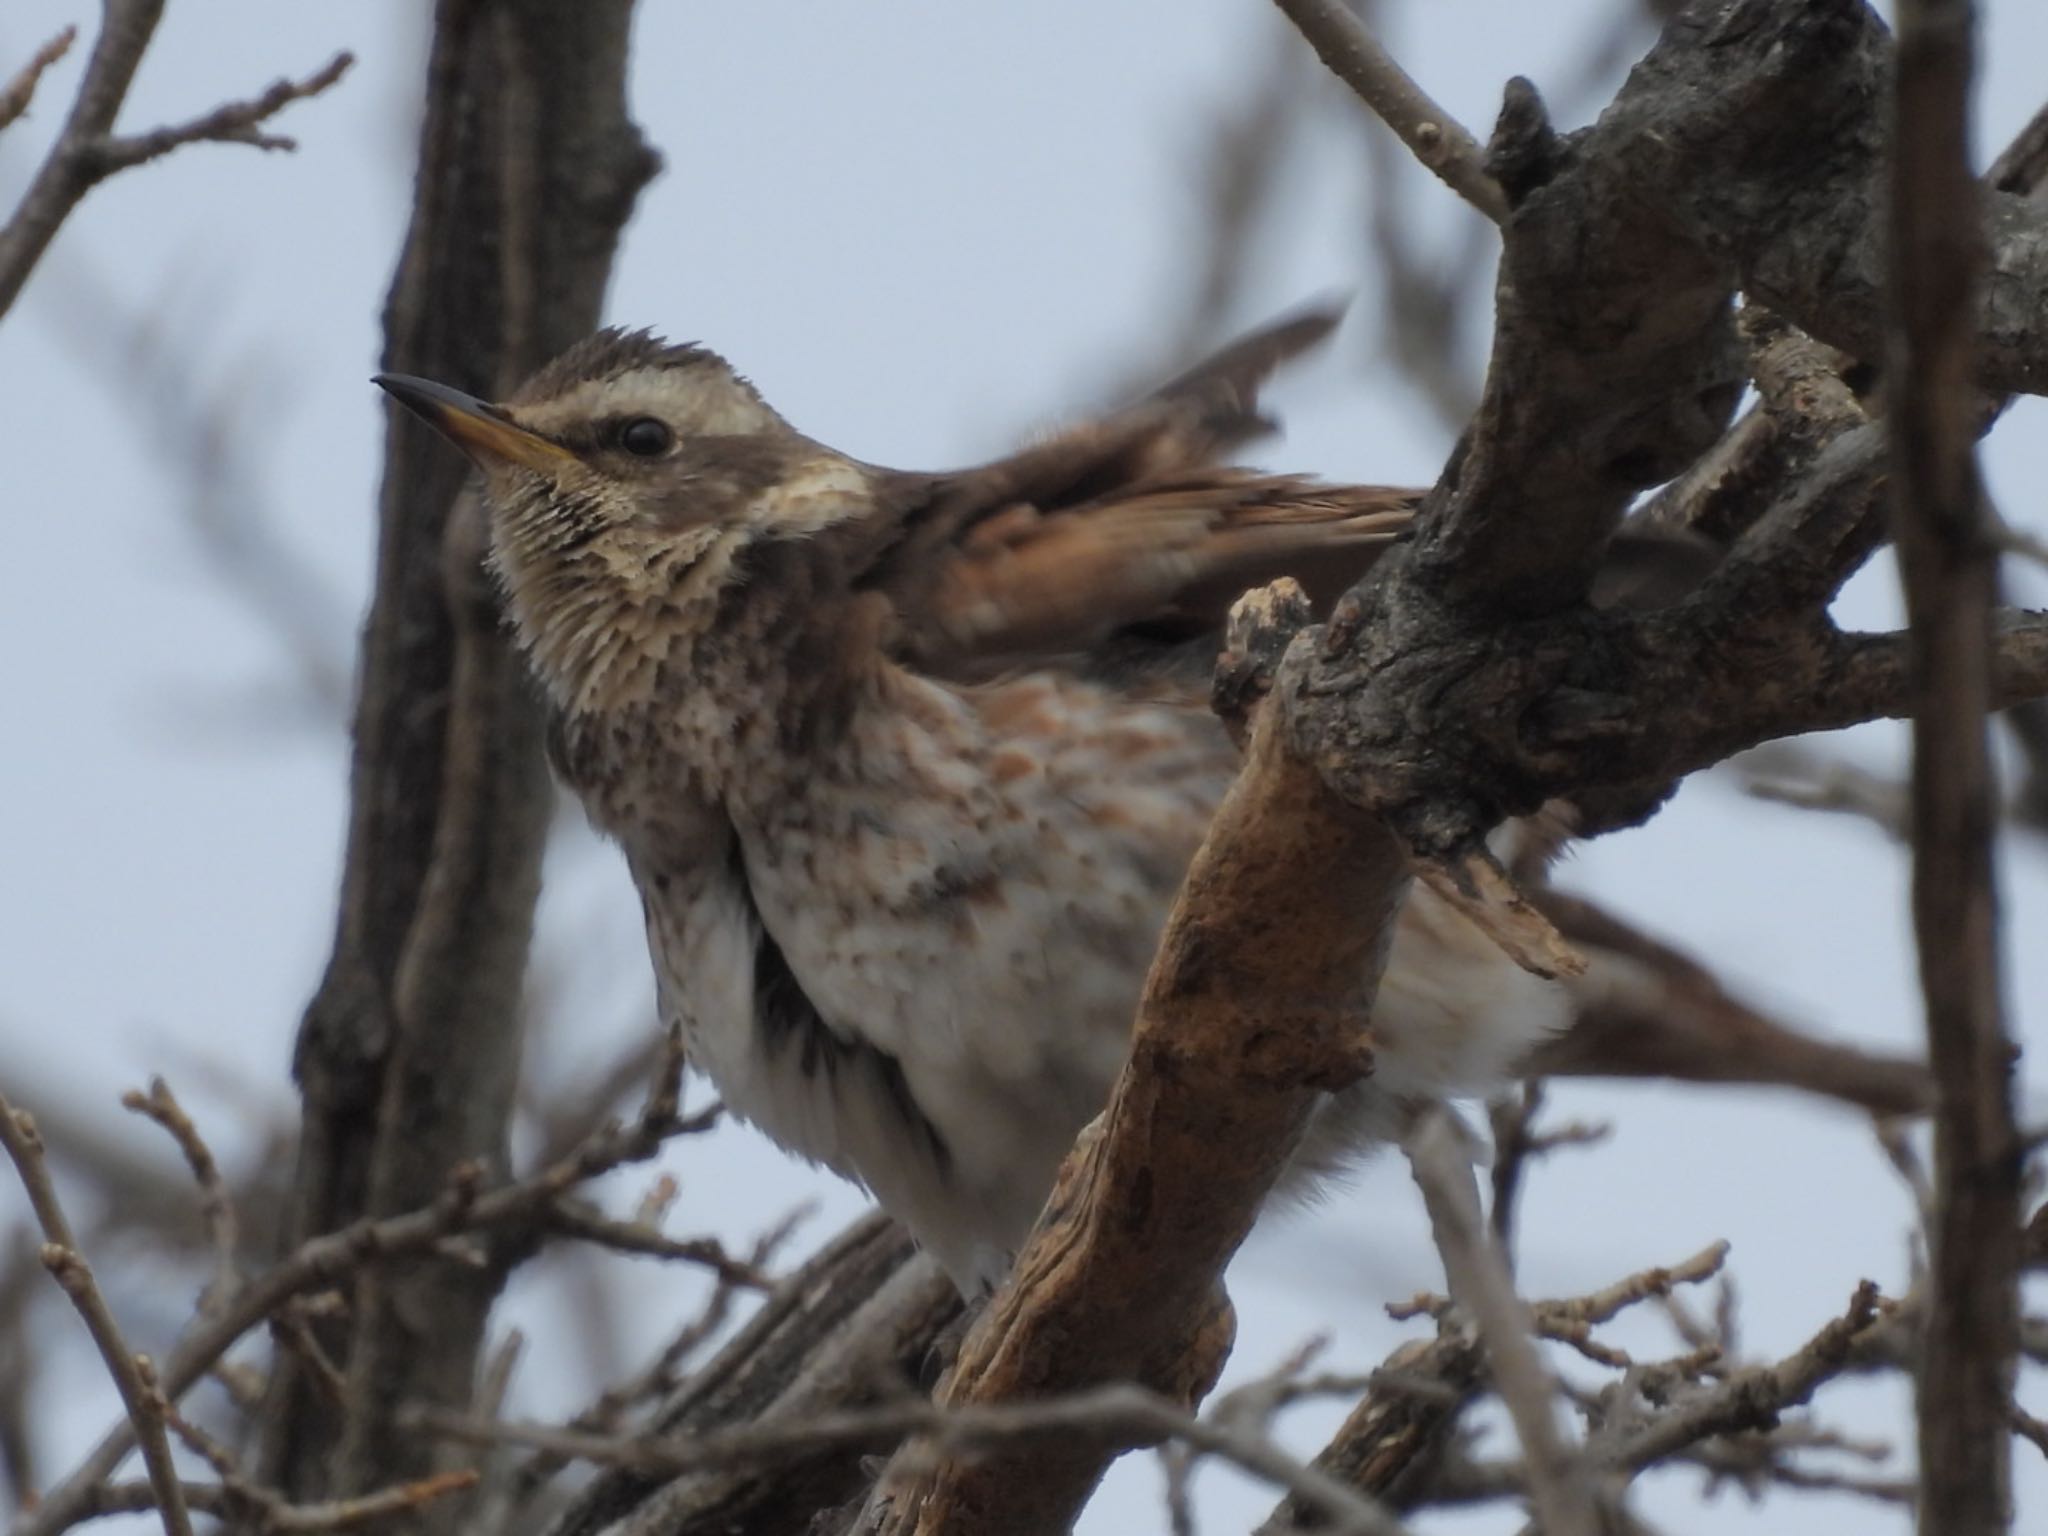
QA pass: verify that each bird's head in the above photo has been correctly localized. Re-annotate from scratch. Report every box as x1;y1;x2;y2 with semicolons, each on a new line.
377;328;868;712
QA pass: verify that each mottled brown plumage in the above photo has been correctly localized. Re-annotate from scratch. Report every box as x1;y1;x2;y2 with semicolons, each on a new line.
378;312;1566;1290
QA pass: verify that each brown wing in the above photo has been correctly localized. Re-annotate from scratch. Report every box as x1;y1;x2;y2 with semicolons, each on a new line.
863;306;1419;674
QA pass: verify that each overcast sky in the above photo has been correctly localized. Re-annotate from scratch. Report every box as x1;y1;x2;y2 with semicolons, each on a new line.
4;3;2048;1532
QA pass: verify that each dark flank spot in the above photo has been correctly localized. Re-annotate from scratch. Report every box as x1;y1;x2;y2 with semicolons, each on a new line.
988;748;1038;785
736;845;952;1176
913;860;1004;911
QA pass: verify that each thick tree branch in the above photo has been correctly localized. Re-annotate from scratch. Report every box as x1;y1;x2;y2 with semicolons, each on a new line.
1266;1;2048;886
866;596;1409;1536
1886;4;2021;1534
1256;1334;1486;1531
270;0;658;1510
1601;0;2048;398
1534;890;1933;1117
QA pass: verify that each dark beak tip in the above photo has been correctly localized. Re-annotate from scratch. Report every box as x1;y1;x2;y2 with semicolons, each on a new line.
372;372;433;414
372;371;497;424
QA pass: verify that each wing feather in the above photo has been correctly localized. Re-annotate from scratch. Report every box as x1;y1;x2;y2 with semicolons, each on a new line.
861;307;1420;673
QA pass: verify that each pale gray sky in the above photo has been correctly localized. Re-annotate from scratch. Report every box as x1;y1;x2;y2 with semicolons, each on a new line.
4;3;2047;1532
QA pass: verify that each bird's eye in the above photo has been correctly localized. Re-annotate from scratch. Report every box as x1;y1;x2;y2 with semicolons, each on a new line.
617;417;673;457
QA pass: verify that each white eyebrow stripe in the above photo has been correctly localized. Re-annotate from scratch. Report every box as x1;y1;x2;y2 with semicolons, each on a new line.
531;366;783;438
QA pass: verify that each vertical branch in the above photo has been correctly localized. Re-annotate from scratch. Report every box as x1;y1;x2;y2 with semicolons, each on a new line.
0;1094;192;1536
1404;1110;1597;1536
868;624;1411;1535
1887;4;2020;1534
265;0;658;1512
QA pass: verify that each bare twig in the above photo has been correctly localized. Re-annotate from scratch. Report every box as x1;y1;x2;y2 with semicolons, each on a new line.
1737;743;1912;841
77;1469;479;1532
1548;1244;1732;1334
1389;1242;1726;1375
513;1202;811;1500
1530;888;1934;1118
2012;1404;2048;1461
420;1383;1413;1536
1993;516;2048;573
1403;1108;1599;1536
1599;1281;1886;1473
122;1078;241;1313
0;0;350;319
0;26;77;133
1486;1082;1609;1255
1271;0;1508;223
1522;1243;1733;1370
0;1091;193;1536
0;1227;40;1510
541;1201;772;1290
1887;6;2022;1534
18;1086;714;1536
91;51;351;170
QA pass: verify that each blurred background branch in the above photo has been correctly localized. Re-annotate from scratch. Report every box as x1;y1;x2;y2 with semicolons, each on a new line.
5;1;2048;1534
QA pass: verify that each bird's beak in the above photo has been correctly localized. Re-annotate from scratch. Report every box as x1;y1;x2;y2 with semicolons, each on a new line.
374;373;579;474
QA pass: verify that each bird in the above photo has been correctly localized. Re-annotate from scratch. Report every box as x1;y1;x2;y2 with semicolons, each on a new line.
376;311;1571;1292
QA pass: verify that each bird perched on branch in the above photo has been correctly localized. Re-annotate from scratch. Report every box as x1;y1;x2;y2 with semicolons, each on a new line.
377;311;1567;1291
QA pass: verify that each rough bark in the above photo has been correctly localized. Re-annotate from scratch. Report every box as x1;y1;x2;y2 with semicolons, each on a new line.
1281;0;2048;872
544;1215;959;1536
864;607;1412;1535
1887;3;2021;1533
263;0;657;1513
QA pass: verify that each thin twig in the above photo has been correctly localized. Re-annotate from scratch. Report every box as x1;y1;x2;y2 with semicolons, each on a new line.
0;1091;194;1536
1486;1082;1609;1256
513;1201;811;1498
417;1382;1414;1536
1737;743;1912;841
1271;0;1508;223
1404;1107;1599;1536
1993;517;2048;573
2011;1403;2048;1460
1530;1243;1731;1369
78;1470;478;1532
0;26;77;133
0;0;350;320
122;1078;240;1312
1601;1281;1886;1473
542;1201;772;1289
17;1083;716;1536
91;51;351;170
1388;1242;1725;1376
